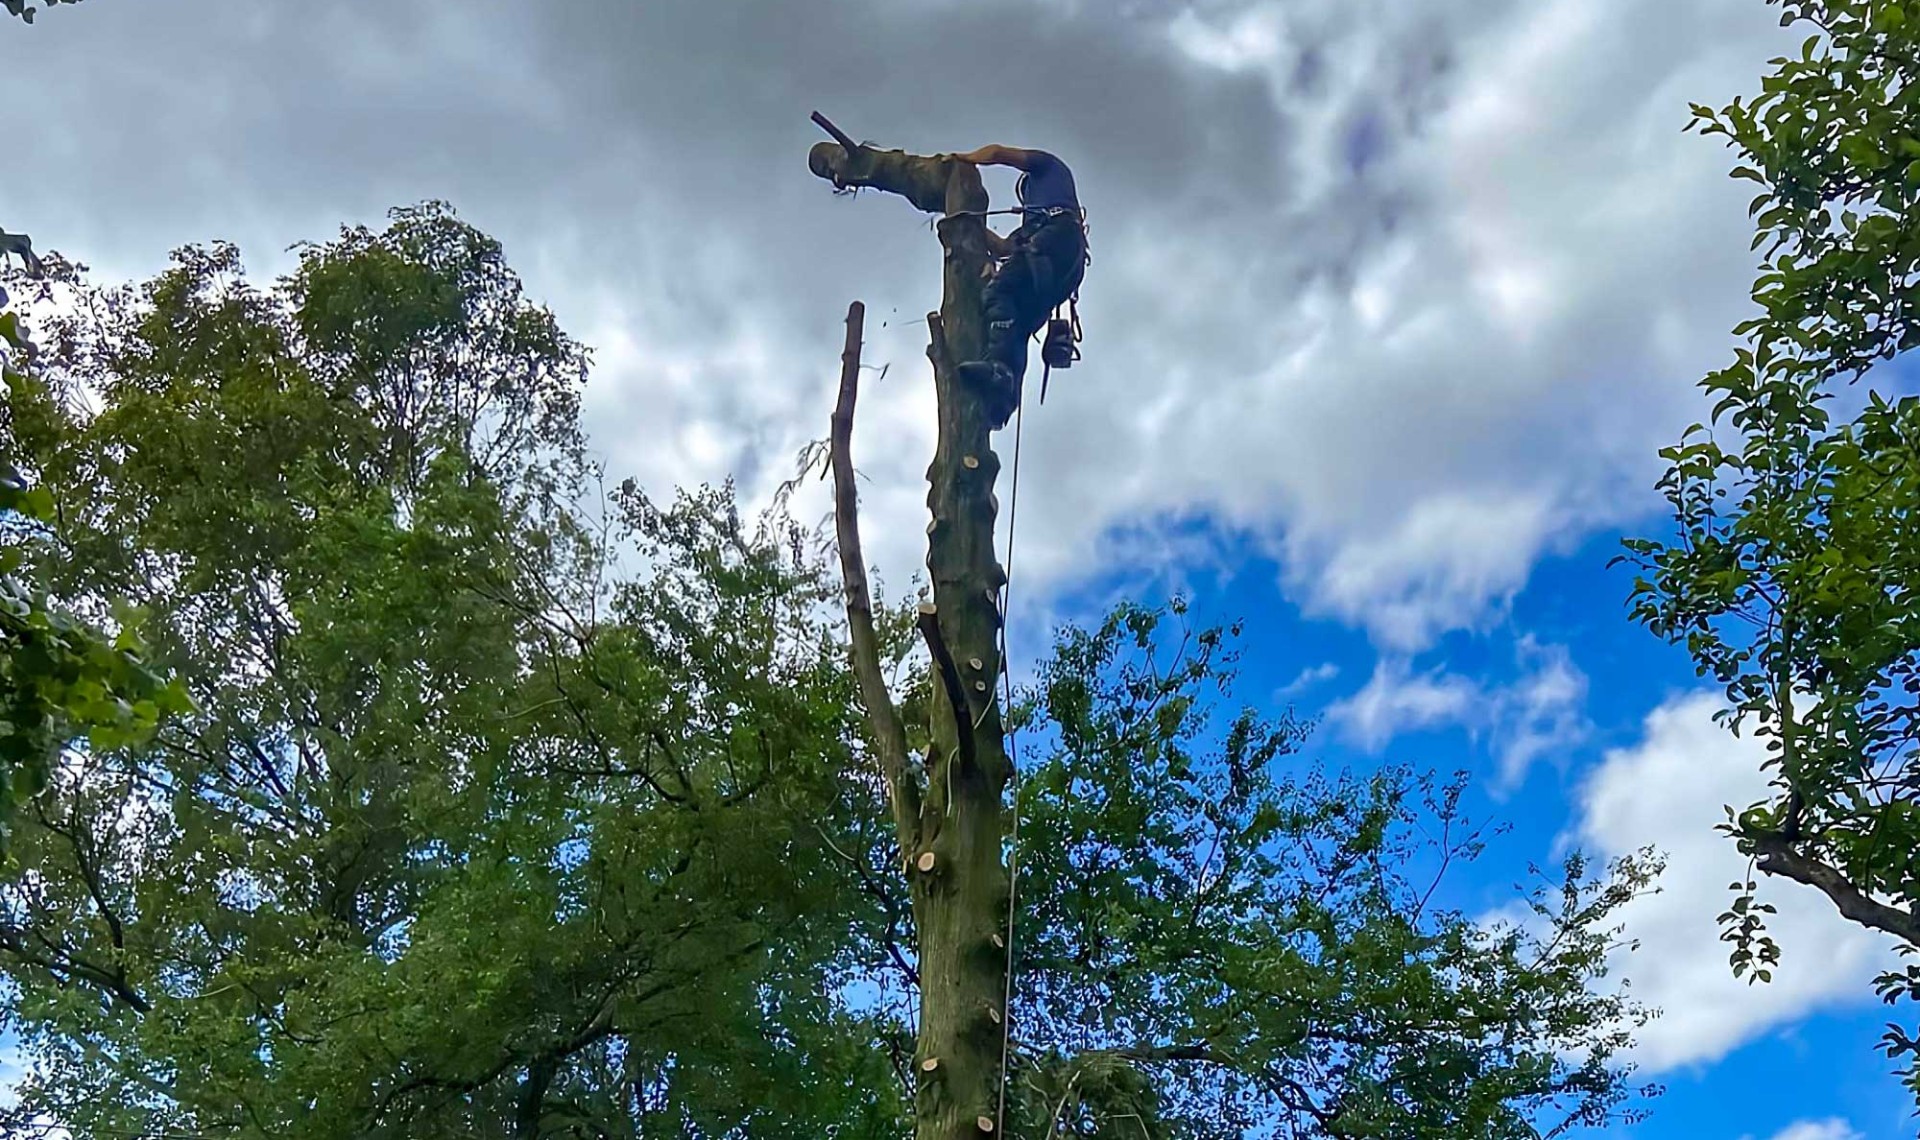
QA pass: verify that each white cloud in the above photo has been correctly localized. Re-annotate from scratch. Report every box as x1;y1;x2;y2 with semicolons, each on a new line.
1327;657;1478;751
1763;1119;1863;1140
1574;694;1894;1072
1494;636;1589;787
1326;635;1589;787
1307;492;1561;652
1003;0;1795;650
1278;661;1340;698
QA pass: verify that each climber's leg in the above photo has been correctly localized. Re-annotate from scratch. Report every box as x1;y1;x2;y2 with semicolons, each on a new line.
959;244;1045;427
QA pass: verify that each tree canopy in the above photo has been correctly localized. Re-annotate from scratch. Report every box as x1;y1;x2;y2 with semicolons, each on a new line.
1621;0;1920;1101
2;277;187;855
0;203;1659;1137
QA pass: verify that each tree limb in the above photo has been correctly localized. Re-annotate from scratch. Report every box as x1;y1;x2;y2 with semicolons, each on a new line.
831;300;924;850
917;603;977;773
1105;1043;1343;1132
1748;830;1920;946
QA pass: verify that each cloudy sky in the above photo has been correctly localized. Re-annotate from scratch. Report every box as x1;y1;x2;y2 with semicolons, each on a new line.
5;0;1913;1135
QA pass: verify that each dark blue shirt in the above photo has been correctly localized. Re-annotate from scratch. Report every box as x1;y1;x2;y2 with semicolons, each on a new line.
1016;151;1078;218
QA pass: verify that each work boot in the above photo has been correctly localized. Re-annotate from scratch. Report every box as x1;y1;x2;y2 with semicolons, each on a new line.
956;360;1021;427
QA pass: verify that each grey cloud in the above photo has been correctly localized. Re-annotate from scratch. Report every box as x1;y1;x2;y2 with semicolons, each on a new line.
1;0;1802;648
2;0;1310;587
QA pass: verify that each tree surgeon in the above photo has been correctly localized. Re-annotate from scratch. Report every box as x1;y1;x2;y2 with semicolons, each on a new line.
948;145;1086;429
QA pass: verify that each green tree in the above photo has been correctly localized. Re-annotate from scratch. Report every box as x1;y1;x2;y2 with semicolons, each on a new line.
0;206;899;1138
1;277;186;854
997;602;1659;1138
1620;0;1920;1099
0;203;1659;1137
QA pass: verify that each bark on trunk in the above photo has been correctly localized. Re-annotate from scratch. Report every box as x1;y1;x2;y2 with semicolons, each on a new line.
814;133;1014;1140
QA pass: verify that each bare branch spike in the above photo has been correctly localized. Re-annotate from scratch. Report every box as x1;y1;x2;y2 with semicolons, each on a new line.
831;300;924;847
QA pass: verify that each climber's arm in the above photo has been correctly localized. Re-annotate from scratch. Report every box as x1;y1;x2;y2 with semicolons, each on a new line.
983;229;1013;259
954;145;1045;171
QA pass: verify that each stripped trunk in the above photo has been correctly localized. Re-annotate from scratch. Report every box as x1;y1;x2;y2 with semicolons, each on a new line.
815;139;1016;1140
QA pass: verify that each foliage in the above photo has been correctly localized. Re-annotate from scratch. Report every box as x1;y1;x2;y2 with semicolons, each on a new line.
1;284;186;855
1001;602;1658;1139
0;205;898;1138
0;204;1658;1137
1619;0;1920;1100
2;0;80;25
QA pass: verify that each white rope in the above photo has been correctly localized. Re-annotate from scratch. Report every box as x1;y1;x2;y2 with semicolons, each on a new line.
992;367;1034;1136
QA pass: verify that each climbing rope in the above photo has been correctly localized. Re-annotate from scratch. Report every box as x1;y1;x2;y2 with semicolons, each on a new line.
944;200;1082;1131
991;371;1030;1137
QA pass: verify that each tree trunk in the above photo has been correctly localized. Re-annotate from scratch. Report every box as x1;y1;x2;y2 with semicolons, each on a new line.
815;136;1014;1140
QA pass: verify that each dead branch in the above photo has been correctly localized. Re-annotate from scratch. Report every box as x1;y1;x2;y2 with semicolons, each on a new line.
831;300;924;847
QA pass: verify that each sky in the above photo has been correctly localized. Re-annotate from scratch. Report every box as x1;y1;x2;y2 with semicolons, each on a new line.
2;0;1914;1136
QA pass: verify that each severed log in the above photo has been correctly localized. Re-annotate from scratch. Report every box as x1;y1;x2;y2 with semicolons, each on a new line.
806;115;987;217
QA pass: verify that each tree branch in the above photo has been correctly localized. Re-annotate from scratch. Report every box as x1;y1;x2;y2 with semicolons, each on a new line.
1105;1043;1343;1132
917;603;977;773
831;300;924;851
1748;830;1920;946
